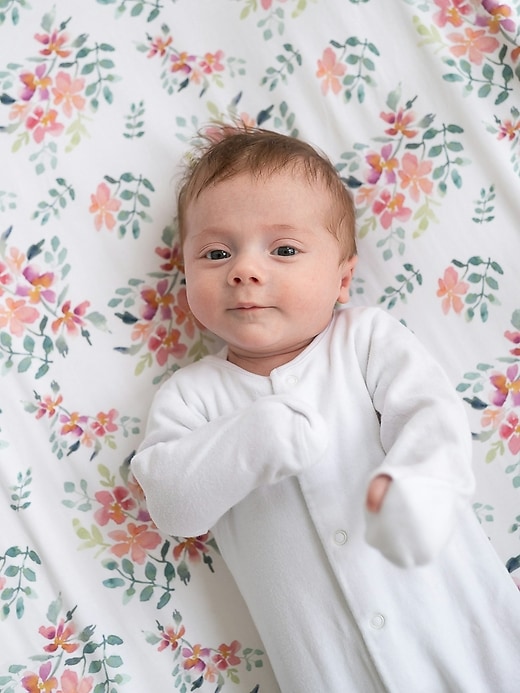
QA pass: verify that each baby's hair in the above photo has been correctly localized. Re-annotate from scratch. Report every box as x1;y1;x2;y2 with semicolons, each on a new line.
177;123;357;261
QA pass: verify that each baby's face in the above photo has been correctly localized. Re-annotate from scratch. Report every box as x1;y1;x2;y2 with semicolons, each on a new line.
182;170;356;375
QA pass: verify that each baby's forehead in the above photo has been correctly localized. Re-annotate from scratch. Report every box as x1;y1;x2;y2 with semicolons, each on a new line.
204;165;331;196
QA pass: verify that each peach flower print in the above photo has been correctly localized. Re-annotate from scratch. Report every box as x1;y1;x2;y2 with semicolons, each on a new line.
436;266;469;314
0;297;39;336
398;153;433;202
109;522;162;564
447;28;499;65
57;670;93;693
52;72;86;118
89;182;121;231
316;47;346;95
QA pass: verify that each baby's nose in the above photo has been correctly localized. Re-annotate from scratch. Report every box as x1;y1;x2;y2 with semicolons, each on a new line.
228;255;263;284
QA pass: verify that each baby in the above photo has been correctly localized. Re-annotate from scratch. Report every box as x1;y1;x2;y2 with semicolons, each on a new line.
132;125;520;692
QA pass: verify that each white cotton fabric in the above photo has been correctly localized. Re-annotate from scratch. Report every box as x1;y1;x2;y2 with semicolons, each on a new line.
132;306;520;692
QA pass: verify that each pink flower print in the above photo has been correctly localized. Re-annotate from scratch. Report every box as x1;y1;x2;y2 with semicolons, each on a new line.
398;152;433;202
35;30;71;58
35;393;63;420
436;266;469;314
433;0;472;28
57;670;93;693
0;262;12;295
448;28;500;65
173;534;211;562
499;411;520;454
199;50;225;74
365;143;399;185
18;265;56;304
170;51;196;74
51;299;90;336
380;108;418;139
316;47;346;96
479;1;516;34
19;63;51;101
148;35;172;58
158;624;186;652
148;325;187;366
155;243;184;273
174;287;202;339
59;411;88;437
0;297;39;336
91;408;118;437
490;364;520;407
504;330;520;357
182;644;210;672
39;620;79;654
140;279;174;321
89;182;121;231
213;640;242;670
372;190;412;229
94;487;136;526
26;107;64;144
52;72;86;118
108;522;162;564
497;118;520;141
21;662;58;693
260;0;286;8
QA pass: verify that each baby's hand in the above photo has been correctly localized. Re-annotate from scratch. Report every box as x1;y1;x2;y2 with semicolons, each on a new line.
366;474;392;513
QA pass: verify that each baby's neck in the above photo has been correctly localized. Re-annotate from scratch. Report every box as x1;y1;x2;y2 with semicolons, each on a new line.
226;339;316;376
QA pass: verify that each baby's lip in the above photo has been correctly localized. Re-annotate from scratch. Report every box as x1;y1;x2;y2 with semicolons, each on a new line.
233;303;266;309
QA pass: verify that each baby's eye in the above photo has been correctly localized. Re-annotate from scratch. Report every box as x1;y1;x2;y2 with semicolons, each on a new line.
205;249;231;260
272;246;298;257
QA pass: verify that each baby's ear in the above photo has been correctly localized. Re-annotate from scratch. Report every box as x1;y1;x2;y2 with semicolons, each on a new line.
337;255;357;304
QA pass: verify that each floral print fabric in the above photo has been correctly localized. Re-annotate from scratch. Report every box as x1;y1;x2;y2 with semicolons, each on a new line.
0;0;519;690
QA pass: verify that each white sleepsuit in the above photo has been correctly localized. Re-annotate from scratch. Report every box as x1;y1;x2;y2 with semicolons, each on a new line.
132;306;520;692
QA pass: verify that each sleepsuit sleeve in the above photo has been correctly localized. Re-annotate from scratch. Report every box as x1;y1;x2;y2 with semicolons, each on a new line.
131;379;328;538
360;311;475;567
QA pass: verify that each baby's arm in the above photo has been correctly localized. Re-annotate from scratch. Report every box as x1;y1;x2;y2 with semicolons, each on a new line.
360;312;475;567
132;385;328;537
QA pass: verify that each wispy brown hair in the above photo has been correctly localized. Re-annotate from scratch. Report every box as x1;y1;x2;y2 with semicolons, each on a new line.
177;124;357;261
